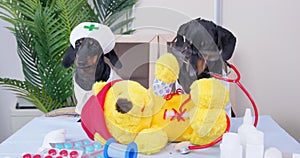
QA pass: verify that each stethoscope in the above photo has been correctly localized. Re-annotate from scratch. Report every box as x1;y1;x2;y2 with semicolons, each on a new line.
176;61;259;154
211;62;258;127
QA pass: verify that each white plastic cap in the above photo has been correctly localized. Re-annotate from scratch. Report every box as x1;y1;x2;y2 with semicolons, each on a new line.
238;108;257;147
243;108;252;125
220;132;243;158
222;132;241;147
70;22;115;54
264;147;282;158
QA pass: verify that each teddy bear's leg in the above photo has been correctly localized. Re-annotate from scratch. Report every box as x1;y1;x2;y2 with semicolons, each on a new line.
189;109;227;145
134;128;168;154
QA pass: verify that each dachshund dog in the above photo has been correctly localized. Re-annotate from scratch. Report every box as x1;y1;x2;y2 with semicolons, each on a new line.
62;37;122;114
172;18;236;93
62;38;122;90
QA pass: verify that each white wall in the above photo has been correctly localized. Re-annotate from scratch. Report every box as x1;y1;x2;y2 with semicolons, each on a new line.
134;0;214;34
0;20;23;142
222;0;300;141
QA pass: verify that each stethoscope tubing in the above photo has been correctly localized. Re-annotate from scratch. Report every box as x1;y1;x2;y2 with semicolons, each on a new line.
211;63;258;127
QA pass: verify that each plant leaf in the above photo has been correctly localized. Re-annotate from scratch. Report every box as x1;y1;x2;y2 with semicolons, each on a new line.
93;0;137;34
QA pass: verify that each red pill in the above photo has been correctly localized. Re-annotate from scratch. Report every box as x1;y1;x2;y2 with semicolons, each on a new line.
59;149;68;156
22;153;32;158
33;154;42;158
69;150;79;158
48;149;57;156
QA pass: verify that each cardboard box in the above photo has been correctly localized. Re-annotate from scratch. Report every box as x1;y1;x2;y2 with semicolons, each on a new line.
157;34;176;56
114;34;159;88
113;34;178;88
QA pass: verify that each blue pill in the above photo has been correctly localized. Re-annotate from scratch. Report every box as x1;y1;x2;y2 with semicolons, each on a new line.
85;145;94;153
94;142;102;150
83;139;91;145
64;142;73;149
55;143;64;149
75;141;83;147
75;147;84;152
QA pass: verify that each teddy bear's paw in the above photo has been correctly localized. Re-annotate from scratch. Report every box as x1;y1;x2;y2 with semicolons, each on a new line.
155;53;179;84
134;128;168;154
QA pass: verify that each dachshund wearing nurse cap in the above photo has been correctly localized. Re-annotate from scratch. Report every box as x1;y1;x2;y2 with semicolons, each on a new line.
62;22;122;114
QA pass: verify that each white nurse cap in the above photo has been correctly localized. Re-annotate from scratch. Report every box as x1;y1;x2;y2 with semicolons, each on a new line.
70;22;115;54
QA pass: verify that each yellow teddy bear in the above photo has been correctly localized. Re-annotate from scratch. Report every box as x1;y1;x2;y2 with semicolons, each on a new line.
80;53;230;155
150;53;229;146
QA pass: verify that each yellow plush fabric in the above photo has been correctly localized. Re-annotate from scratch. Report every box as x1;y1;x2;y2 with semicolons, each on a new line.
91;80;168;154
155;53;179;83
152;54;229;146
151;94;193;142
150;79;228;145
92;81;107;95
190;78;229;109
188;78;229;145
90;53;229;154
103;81;154;144
134;128;168;154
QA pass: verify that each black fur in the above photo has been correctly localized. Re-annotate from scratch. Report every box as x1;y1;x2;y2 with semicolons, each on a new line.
105;49;122;69
62;46;76;68
62;38;121;90
173;18;236;93
176;18;236;63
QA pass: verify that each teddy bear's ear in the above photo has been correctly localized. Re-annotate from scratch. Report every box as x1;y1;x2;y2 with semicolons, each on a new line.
92;81;108;95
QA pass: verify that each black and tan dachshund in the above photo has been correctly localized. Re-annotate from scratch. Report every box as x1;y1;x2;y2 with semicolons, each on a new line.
62;37;122;115
62;38;122;91
172;18;236;93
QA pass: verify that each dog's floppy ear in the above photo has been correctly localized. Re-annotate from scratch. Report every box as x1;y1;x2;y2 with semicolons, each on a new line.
175;34;184;48
62;45;76;68
217;26;237;61
105;49;122;69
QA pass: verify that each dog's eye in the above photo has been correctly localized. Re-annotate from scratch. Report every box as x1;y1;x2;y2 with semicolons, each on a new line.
75;39;84;48
89;40;94;46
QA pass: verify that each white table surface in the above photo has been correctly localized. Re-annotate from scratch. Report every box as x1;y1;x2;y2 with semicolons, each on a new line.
0;116;299;158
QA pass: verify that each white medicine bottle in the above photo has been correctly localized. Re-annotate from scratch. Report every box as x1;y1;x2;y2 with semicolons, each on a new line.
220;132;243;158
237;108;256;147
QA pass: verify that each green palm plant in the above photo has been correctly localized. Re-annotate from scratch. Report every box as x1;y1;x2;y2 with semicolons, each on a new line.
0;0;137;113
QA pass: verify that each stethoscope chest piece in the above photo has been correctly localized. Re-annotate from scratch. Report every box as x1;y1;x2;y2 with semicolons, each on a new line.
174;141;192;155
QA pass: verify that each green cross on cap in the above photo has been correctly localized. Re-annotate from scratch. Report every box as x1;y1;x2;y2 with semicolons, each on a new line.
84;24;99;31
